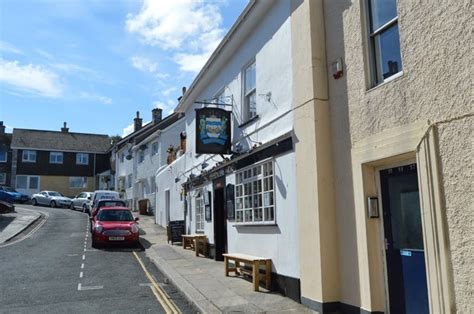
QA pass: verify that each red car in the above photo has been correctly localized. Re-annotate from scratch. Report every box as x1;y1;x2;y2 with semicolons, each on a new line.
90;206;140;248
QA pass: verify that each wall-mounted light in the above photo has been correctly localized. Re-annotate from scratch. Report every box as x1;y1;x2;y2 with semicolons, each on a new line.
174;177;180;183
332;58;343;80
367;197;379;218
201;162;209;170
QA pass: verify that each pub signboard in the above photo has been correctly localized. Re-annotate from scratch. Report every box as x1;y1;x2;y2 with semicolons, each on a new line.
195;107;231;154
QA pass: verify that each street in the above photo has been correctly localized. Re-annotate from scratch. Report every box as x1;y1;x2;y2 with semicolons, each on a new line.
0;205;196;314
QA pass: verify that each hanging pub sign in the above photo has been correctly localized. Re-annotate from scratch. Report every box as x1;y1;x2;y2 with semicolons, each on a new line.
195;107;231;154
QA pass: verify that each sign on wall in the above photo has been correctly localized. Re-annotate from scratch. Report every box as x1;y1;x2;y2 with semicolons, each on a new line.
195;107;231;154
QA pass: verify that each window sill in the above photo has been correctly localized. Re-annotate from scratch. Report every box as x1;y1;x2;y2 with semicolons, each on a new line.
367;71;404;92
232;222;277;227
238;115;260;128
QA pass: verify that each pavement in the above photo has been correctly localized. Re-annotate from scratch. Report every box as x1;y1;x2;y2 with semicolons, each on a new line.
0;206;42;243
137;213;316;314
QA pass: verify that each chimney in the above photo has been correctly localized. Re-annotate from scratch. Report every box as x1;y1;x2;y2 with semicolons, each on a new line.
152;108;163;124
177;86;187;101
133;111;143;132
0;121;5;134
61;122;69;133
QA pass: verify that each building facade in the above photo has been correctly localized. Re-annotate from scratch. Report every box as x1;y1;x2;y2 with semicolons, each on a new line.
0;122;12;187
297;0;472;313
9;123;111;197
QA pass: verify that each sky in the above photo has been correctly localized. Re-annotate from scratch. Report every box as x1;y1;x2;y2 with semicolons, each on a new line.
0;0;248;137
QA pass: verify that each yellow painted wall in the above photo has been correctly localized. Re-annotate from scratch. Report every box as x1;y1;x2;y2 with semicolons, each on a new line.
39;176;94;198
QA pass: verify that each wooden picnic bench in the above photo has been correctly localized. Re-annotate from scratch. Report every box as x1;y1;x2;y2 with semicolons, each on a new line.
182;234;208;257
223;253;272;291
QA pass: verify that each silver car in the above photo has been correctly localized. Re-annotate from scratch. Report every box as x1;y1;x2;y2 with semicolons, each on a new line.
70;192;92;213
31;191;72;208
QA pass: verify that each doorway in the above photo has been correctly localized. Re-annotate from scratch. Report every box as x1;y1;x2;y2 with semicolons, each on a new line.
213;177;227;261
380;163;429;314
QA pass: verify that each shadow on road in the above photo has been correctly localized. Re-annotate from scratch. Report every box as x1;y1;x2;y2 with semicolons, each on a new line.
0;216;15;232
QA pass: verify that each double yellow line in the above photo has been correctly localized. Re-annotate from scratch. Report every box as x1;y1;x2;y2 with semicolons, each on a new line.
133;251;181;314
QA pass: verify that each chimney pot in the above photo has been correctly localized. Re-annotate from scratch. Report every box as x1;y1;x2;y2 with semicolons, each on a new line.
61;122;69;133
133;111;143;132
0;121;5;135
152;108;163;124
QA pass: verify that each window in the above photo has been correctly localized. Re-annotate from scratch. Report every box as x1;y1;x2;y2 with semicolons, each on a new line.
367;0;402;85
150;176;156;193
76;153;89;165
151;142;159;156
127;174;132;189
235;160;275;224
22;150;36;163
0;148;7;162
138;150;145;163
16;175;39;189
69;177;87;188
195;191;204;232
49;152;63;164
0;173;6;184
120;153;124;163
243;61;256;121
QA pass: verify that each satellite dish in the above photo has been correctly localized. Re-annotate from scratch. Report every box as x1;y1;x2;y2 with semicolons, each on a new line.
125;154;132;160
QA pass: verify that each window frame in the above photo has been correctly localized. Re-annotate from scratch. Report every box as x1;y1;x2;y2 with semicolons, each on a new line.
22;150;37;163
364;0;403;87
16;175;39;190
234;159;276;225
0;173;6;185
69;176;87;189
76;153;89;165
195;190;205;232
49;152;63;164
151;142;159;156
138;150;145;163
242;60;257;122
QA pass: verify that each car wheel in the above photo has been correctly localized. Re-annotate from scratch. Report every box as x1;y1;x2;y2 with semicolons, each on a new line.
82;204;89;214
32;198;37;206
70;203;75;210
50;200;56;208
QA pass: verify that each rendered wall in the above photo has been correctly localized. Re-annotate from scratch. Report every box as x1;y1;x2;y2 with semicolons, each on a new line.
323;0;472;311
39;175;94;198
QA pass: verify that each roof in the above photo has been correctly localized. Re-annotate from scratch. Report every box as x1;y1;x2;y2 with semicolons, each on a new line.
115;112;184;150
11;129;111;153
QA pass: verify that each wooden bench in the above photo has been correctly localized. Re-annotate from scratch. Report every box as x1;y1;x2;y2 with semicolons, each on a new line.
181;234;208;256
223;253;272;291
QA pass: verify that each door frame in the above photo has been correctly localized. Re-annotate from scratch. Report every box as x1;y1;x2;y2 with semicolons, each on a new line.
375;159;419;313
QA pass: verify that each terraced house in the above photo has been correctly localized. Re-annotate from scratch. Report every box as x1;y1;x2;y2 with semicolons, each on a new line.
10;123;111;197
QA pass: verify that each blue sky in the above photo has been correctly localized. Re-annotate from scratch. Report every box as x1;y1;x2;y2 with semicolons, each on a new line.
0;0;247;137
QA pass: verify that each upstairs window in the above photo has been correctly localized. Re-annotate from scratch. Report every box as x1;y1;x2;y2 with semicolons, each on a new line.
138;150;145;163
367;0;402;86
151;142;159;156
0;148;6;162
120;153;124;163
243;61;256;121
76;153;89;165
22;150;36;163
49;152;63;164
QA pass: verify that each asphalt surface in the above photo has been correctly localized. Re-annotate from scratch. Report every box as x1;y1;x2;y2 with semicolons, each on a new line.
0;205;197;314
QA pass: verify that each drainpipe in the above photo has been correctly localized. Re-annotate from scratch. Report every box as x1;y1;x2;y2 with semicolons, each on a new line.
93;153;96;190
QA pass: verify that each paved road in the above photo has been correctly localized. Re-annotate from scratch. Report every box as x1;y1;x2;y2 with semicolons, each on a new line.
0;205;196;314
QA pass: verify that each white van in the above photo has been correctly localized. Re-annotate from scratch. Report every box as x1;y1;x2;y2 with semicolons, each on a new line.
90;190;120;213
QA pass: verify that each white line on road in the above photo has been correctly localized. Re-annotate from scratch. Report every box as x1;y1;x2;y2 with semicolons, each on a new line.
80;272;83;278
139;283;153;287
81;263;84;269
82;255;85;260
78;283;81;290
67;254;79;257
79;285;103;291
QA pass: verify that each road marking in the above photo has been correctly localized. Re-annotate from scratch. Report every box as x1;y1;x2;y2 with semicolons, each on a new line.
82;255;85;260
139;283;153;287
0;211;49;248
77;283;103;291
80;272;83;278
133;251;181;314
67;254;79;257
81;263;84;269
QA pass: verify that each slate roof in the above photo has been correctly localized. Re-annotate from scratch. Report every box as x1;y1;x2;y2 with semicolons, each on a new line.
11;129;111;153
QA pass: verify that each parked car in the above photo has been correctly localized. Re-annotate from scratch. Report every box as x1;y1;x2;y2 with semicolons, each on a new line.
90;206;139;248
31;191;72;208
90;199;127;230
70;192;93;213
0;186;30;203
90;190;120;212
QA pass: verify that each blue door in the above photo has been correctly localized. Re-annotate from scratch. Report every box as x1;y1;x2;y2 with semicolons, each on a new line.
380;164;429;314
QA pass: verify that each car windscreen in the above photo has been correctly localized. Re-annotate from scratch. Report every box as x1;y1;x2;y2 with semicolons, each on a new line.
98;201;126;208
4;187;16;192
48;192;61;196
97;210;133;222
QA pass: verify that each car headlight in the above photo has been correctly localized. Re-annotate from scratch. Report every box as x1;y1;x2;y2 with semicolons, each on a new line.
131;224;139;233
95;225;103;233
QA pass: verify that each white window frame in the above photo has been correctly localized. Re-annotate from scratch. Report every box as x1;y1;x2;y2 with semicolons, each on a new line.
16;175;40;190
365;0;402;87
234;159;275;225
138;150;145;163
120;152;124;163
151;142;159;156
49;152;63;164
195;190;205;232
127;174;132;189
76;153;89;165
69;176;87;189
0;173;6;184
242;60;257;122
0;148;7;162
22;150;36;163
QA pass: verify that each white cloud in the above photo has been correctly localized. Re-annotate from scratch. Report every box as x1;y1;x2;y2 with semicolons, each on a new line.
80;92;113;105
130;56;158;73
0;41;22;55
162;86;177;97
126;0;225;73
122;123;135;137
36;49;53;59
0;59;62;98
